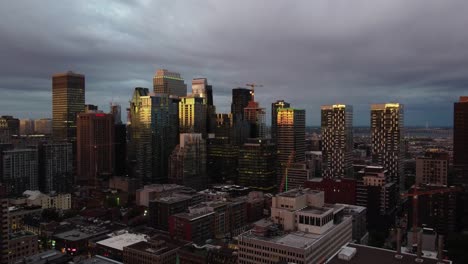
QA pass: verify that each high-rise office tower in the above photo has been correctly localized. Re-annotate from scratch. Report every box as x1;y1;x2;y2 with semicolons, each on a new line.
238;138;276;191
179;96;207;138
244;90;266;139
110;103;122;124
321;104;353;178
371;103;404;189
52;71;85;140
168;133;207;190
76;112;114;187
192;78;215;134
192;78;213;106
454;96;468;186
231;88;252;122
271;100;290;143
129;88;179;184
153;69;187;97
213;113;233;139
38;143;73;193
1;149;38;196
277;108;306;185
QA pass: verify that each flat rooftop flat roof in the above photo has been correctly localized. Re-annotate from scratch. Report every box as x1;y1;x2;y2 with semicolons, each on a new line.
97;231;147;251
242;216;351;250
327;244;451;264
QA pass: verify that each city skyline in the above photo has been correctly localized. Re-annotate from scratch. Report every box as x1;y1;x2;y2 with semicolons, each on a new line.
1;1;468;126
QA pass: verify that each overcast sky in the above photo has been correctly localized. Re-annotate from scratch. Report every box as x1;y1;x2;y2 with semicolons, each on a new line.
1;0;467;126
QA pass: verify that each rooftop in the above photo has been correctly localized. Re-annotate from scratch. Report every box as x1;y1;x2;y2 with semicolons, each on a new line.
96;231;147;251
21;250;72;264
54;226;109;241
79;255;123;264
326;244;451;264
242;216;352;250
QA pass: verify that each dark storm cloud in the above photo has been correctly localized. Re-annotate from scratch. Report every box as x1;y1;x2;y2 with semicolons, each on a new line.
1;0;468;126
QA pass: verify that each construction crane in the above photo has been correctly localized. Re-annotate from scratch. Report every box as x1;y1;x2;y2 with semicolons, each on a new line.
279;151;295;193
401;185;460;247
246;83;263;101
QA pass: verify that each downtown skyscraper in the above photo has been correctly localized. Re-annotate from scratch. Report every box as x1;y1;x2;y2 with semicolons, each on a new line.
153;69;187;97
276;108;306;186
244;90;266;139
371;103;404;189
179;96;208;138
129;88;179;184
321;104;353;178
271;100;290;144
454;96;468;186
52;71;85;140
76;112;114;187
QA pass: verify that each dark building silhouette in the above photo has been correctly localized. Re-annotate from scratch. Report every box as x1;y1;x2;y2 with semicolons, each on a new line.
231;88;252;122
454;96;468;231
207;137;239;184
52;71;85;140
76;112;114;187
37;142;73;193
114;124;127;176
0;116;19;142
238;138;276;192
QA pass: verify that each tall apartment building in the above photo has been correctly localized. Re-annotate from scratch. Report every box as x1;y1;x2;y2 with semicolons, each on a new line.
371;103;404;189
153;69;187;97
179;96;208;137
321;104;353;178
76;112;114;187
355;166;397;231
52;71;85;140
168;133;207;191
238;138;277;192
38;143;73;193
271;100;291;144
237;188;352;264
129;88;179;184
416;149;449;186
1;149;38;196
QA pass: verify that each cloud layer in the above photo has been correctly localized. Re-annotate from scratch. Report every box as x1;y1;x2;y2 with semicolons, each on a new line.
1;0;468;126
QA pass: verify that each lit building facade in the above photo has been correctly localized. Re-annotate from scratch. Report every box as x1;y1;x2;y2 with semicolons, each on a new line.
321;104;353;178
277;108;306;186
179;97;207;137
243;92;266;139
52;71;85;140
129;88;179;184
271;100;290;144
34;118;52;135
153;69;187;97
77;112;114;187
371;103;404;189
